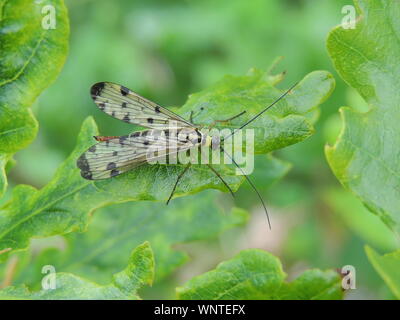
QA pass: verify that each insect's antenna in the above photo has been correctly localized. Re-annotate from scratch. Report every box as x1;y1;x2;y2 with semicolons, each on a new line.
224;81;299;142
221;146;271;230
215;82;299;230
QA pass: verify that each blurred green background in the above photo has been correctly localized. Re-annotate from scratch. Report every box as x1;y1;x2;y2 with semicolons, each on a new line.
4;0;399;299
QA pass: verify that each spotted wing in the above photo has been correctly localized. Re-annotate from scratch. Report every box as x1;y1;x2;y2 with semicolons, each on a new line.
90;82;194;130
76;129;201;180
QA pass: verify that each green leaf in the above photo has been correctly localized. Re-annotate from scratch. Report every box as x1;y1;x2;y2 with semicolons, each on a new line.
365;246;400;299
326;0;400;230
0;154;10;198
277;269;344;300
0;64;333;260
0;242;154;300
177;249;285;300
176;249;343;300
0;0;69;196
325;189;400;252
17;191;248;286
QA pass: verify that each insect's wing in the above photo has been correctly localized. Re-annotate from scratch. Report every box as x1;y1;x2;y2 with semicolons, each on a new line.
91;82;194;130
77;129;200;180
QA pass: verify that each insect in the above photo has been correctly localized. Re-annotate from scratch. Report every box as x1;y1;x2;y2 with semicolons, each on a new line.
77;81;298;228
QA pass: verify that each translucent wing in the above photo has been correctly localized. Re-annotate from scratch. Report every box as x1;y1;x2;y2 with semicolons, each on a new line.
91;82;194;130
77;128;202;180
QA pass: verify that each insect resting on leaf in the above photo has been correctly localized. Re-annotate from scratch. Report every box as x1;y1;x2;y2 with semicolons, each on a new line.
76;81;298;229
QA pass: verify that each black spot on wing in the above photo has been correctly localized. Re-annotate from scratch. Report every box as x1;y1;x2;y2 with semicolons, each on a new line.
120;86;129;96
77;154;90;171
113;151;118;156
107;162;117;170
89;145;96;152
98;103;105;110
119;136;128;145
123;114;130;122
147;118;154;124
155;106;160;113
110;169;120;177
81;171;93;180
91;82;105;98
122;102;127;108
131;132;141;137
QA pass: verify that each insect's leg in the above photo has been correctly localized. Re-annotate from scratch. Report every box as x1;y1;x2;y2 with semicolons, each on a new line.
190;111;194;123
206;164;235;199
215;111;247;123
188;107;206;125
192;110;245;130
221;146;271;229
209;111;247;129
166;163;192;205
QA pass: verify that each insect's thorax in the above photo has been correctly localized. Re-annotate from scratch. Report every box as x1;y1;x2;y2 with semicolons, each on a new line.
201;132;221;150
